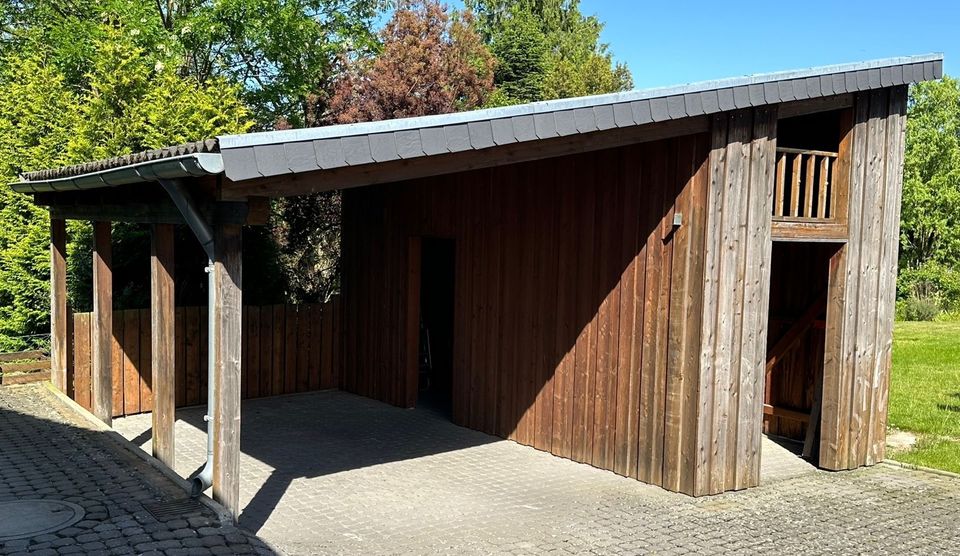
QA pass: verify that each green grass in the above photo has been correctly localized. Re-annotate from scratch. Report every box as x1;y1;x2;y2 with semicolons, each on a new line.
889;321;960;473
893;437;960;474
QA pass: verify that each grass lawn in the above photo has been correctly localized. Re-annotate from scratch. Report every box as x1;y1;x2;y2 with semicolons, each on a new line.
889;321;960;473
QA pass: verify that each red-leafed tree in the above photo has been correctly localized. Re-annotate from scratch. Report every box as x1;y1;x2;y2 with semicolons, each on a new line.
327;0;495;124
275;1;494;304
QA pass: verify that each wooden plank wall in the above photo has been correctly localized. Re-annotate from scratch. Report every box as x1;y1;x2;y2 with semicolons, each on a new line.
67;299;342;416
820;86;908;470
695;107;777;494
342;131;728;494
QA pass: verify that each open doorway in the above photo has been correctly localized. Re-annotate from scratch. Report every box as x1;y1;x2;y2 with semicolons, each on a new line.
762;241;842;479
416;238;455;416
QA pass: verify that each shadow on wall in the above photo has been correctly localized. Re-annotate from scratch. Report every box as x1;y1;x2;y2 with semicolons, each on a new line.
340;131;718;488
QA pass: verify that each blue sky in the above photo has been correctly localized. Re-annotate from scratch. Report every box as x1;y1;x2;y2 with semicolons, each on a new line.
580;0;954;89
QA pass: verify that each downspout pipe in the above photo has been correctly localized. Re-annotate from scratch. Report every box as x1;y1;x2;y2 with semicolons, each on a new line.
156;178;216;498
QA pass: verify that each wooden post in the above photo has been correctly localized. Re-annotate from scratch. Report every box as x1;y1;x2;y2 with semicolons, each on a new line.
212;224;243;518
151;224;176;468
92;221;113;425
50;218;68;392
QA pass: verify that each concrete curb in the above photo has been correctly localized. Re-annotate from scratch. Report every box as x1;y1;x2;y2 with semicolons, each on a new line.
881;458;960;480
41;381;236;526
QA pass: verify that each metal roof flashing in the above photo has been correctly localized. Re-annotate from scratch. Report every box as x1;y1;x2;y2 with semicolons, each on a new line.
215;54;942;183
10;53;943;191
216;54;943;150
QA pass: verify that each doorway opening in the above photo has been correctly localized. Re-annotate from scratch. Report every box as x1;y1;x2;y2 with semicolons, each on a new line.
416;238;455;417
762;241;842;480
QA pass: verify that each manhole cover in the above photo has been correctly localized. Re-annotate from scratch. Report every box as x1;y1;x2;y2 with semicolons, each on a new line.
0;500;85;541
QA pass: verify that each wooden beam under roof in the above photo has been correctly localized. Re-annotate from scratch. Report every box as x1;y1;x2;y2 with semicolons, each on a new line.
40;198;269;226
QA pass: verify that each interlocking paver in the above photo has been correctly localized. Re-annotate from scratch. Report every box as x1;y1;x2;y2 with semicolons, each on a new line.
109;389;960;555
0;384;272;556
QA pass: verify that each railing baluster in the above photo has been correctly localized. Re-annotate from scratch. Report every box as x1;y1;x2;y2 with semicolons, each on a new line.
818;156;830;218
791;153;802;217
804;154;816;217
775;152;786;217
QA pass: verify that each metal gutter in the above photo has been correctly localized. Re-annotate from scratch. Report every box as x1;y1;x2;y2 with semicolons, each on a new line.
10;153;224;193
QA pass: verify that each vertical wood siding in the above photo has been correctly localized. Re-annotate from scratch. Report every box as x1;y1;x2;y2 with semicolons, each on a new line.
695;108;777;495
68;299;341;417
819;86;908;470
341;133;720;493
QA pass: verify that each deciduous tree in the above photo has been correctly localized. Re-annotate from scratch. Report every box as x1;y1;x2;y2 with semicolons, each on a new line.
900;76;960;310
0;8;251;349
467;0;631;103
328;0;495;123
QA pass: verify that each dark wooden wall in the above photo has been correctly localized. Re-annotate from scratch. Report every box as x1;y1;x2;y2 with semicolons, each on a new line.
341;130;726;493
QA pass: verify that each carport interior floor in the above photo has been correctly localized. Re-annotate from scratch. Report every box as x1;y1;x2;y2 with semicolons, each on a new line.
111;390;959;556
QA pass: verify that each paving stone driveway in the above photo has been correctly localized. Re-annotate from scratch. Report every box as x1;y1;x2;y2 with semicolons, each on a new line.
0;384;271;556
112;390;960;555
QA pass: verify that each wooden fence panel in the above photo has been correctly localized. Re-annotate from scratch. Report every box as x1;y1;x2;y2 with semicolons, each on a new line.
74;313;92;410
69;298;342;416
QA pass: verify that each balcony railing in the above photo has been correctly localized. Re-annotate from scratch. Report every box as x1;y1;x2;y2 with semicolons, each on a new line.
773;147;838;220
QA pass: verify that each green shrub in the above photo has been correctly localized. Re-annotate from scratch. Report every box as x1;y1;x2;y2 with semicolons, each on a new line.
935;308;960;322
897;296;941;321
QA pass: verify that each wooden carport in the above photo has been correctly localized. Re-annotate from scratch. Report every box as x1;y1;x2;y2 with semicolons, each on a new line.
11;54;942;519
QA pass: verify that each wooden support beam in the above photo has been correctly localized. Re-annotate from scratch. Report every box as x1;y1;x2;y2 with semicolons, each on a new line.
777;93;854;119
212;224;243;518
46;199;269;226
762;404;810;423
771;219;848;242
92;221;113;425
151;224;176;468
50;218;68;392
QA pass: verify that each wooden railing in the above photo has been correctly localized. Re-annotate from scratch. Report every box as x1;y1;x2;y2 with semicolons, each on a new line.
773;148;838;219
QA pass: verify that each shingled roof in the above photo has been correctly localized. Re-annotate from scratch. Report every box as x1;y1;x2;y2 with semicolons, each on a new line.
21;139;219;182
11;53;944;193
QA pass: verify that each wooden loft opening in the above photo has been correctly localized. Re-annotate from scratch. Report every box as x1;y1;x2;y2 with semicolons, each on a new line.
772;108;851;242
